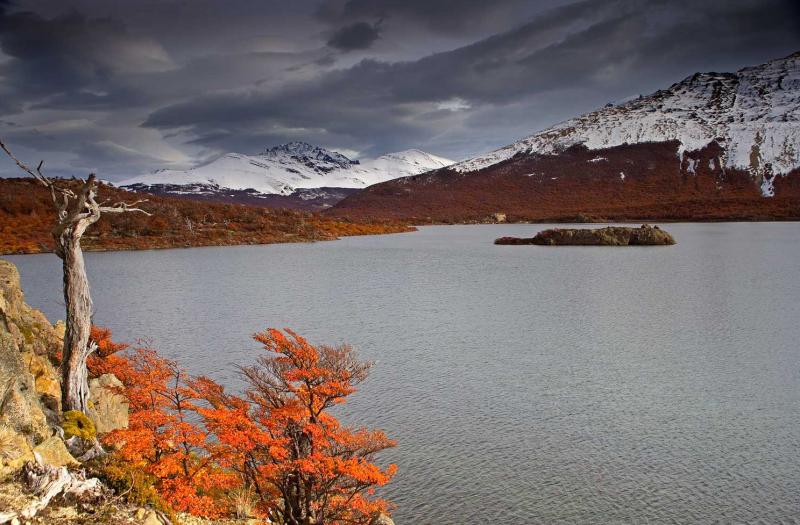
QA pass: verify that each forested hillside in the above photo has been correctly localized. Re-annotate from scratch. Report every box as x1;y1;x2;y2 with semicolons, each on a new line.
0;178;411;255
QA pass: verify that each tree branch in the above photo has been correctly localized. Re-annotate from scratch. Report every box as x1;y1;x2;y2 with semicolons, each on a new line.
98;199;152;216
1;138;151;217
0;138;76;210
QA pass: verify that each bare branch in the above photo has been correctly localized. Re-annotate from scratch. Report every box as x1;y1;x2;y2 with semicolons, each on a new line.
0;138;75;209
0;138;46;183
98;198;152;216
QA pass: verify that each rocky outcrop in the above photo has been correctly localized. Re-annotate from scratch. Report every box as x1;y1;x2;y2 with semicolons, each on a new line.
32;437;79;468
495;224;676;246
0;260;61;455
1;260;130;447
0;259;125;478
0;425;34;473
88;374;129;434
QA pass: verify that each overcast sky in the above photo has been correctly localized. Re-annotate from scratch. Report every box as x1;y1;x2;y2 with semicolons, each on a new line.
0;0;798;180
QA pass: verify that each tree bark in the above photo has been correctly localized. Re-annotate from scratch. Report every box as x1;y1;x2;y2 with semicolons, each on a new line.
58;230;97;413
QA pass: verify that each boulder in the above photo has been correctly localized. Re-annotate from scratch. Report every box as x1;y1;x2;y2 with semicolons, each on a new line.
23;351;60;403
136;508;170;525
0;333;50;443
88;374;129;434
370;514;395;525
33;436;79;468
0;424;35;475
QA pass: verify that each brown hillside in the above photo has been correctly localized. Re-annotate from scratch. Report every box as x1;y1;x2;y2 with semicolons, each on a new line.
327;141;800;222
0;178;411;255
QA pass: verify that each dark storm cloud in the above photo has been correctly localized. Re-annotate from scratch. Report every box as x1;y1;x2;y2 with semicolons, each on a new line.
316;0;556;35
327;21;382;51
0;3;170;102
1;0;799;178
142;0;800;158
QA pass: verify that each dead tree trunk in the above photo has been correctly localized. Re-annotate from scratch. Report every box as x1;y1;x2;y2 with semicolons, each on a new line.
1;139;150;414
58;229;98;412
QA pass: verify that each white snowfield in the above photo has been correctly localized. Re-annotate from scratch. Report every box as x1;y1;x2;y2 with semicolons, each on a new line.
453;52;800;196
120;142;453;195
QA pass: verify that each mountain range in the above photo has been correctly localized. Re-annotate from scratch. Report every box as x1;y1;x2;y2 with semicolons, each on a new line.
120;143;453;210
329;52;800;222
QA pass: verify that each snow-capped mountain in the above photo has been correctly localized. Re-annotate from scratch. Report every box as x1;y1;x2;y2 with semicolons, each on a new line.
453;51;800;196
121;142;453;196
330;52;800;222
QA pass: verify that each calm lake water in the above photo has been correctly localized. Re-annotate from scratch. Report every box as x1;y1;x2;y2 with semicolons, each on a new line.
6;223;800;524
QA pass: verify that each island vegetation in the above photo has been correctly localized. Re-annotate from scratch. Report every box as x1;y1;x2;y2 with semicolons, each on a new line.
495;224;676;246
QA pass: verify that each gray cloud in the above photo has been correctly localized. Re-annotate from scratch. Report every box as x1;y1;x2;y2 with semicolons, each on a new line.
0;3;171;103
327;21;382;51
316;0;560;36
1;0;799;179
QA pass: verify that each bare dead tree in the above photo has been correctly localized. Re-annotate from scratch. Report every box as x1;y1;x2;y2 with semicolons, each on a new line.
0;139;150;414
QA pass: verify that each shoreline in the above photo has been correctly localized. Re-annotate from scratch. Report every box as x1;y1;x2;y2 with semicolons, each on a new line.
6;219;798;256
0;226;417;256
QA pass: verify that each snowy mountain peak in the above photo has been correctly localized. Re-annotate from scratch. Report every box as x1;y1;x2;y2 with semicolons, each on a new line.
453;52;800;195
262;142;356;169
120;143;453;197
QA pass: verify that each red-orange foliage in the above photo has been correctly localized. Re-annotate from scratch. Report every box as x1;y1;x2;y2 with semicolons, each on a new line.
0;177;412;255
90;326;130;358
86;326;130;378
92;328;396;523
102;347;236;517
195;329;397;525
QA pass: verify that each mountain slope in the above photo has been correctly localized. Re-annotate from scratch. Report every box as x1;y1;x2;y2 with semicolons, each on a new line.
329;52;800;222
120;143;453;209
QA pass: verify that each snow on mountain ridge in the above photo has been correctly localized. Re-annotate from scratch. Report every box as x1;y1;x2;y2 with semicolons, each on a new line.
262;142;355;170
453;52;800;196
121;144;454;196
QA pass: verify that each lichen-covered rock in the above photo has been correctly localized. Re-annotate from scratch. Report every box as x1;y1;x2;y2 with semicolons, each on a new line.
33;436;79;468
0;259;63;450
53;320;66;342
0;332;50;443
0;424;34;475
370;514;395;525
140;509;169;525
0;261;63;357
88;374;129;434
23;351;61;404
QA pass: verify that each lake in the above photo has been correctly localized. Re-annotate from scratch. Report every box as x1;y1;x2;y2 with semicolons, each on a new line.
6;223;800;524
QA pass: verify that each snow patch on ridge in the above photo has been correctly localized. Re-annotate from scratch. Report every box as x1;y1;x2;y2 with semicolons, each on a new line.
120;142;453;195
452;52;800;196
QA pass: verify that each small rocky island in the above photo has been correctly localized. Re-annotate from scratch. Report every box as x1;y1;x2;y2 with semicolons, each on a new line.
495;224;676;246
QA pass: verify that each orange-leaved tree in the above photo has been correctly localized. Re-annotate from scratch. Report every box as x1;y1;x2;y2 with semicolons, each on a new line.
88;327;396;522
103;346;237;517
194;328;397;525
86;325;129;377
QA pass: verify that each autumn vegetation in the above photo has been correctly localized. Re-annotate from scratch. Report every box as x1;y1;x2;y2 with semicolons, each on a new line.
0;177;412;255
328;141;800;222
0;143;399;523
85;326;396;524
